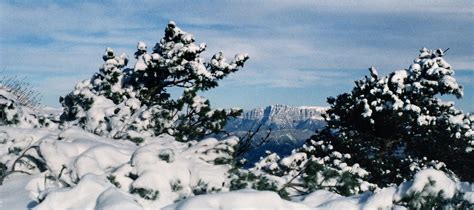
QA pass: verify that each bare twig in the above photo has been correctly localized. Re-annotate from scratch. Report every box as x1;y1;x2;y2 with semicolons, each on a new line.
233;122;272;160
444;48;450;54
0;73;43;110
278;164;308;195
11;145;47;172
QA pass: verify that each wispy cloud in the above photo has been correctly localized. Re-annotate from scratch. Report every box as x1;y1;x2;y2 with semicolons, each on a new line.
0;1;472;109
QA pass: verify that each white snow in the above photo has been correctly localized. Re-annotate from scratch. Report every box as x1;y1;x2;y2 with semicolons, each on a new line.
394;168;457;201
0;125;241;209
191;95;208;113
163;189;311;210
0;174;37;209
362;187;397;209
137;41;147;51
1;124;473;209
301;190;342;207
35;174;114;210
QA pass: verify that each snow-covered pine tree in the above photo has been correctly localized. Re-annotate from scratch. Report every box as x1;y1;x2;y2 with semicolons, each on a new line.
60;21;248;142
307;48;473;186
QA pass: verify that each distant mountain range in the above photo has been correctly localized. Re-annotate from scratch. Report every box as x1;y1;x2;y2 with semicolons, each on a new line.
226;104;326;131
224;104;327;165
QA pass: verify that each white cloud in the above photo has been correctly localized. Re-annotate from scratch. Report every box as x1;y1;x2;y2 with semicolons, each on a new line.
0;1;472;107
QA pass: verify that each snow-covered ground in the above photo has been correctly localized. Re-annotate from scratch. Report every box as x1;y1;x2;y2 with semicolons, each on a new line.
0;125;236;209
1;124;473;210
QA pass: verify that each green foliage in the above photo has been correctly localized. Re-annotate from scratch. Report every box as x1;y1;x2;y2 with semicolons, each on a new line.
128;137;144;145
229;168;257;191
37;116;50;127
60;93;94;122
158;149;174;163
214;157;232;165
309;48;474;186
159;153;171;162
396;178;473;209
192;180;209;195
308;166;359;196
8;147;22;155
170;180;183;192
251;175;279;192
0;162;7;185
290;156;367;197
246;148;369;198
60;21;248;142
0;102;19;125
106;175;121;188
130;187;159;200
228;168;287;199
127;172;138;181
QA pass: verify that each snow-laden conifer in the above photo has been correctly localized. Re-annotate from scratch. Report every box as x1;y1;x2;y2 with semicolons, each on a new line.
307;48;473;185
60;21;248;142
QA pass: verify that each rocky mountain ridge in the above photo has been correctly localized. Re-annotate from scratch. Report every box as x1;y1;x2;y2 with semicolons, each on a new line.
226;104;326;132
224;104;327;165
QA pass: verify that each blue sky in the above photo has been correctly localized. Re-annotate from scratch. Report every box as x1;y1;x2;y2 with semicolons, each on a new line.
0;1;473;111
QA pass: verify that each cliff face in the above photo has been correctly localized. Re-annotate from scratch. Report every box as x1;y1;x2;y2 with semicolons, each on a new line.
226;104;326;132
224;105;327;165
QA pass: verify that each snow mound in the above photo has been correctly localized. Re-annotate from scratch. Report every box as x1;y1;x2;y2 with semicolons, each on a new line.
163;189;311;210
394;168;457;200
1;126;238;209
35;174;122;210
301;190;343;207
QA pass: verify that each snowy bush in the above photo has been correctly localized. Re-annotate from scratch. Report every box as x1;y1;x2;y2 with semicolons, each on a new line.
228;167;284;198
0;88;55;128
243;149;373;198
297;169;473;209
393;169;473;209
0;75;42;109
224;148;372;200
308;48;473;186
60;21;248;142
